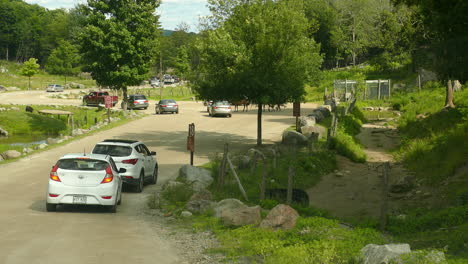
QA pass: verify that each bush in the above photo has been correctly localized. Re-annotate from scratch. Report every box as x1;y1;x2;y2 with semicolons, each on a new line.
160;182;194;209
330;128;367;163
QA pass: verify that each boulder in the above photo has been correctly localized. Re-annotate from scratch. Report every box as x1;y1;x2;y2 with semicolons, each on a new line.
0;127;8;137
72;129;84;136
177;165;213;191
220;205;262;227
299;116;316;127
0;155;3;162
180;211;193;218
1;150;22;160
360;244;411;264
47;138;60;145
0;85;5;91
260;204;299;230
190;189;213;201
282;130;308;146
213;198;246;218
231;155;251;169
390;176;415;193
22;147;33;154
308;111;325;123
37;143;48;149
316;106;331;117
300;125;327;139
186;200;215;214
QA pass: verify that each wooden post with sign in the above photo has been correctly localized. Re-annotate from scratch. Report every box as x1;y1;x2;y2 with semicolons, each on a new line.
293;102;300;132
104;96;113;123
187;123;195;165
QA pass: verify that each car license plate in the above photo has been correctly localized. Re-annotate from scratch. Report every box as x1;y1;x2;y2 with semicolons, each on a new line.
73;195;87;204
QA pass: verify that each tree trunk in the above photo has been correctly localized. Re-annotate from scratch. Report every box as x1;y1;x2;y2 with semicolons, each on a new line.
122;87;128;110
257;103;263;146
445;80;455;108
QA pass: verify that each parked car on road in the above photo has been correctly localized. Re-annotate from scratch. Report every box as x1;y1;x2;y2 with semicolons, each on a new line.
208;100;232;117
46;153;124;212
82;91;118;107
155;99;179;114
91;139;158;192
46;84;64;92
125;94;149;110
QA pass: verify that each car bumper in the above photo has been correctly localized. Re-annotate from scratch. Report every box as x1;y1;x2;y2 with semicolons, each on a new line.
160;107;178;112
212;110;231;116
47;181;118;206
129;103;149;109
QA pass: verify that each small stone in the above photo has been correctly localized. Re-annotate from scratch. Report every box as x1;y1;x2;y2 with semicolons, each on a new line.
180;211;193;218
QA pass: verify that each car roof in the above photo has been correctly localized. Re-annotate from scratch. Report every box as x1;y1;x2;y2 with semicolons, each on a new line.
60;153;110;161
97;139;140;146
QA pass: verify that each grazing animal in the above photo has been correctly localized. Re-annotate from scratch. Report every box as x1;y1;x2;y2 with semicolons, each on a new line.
232;99;250;112
25;106;34;113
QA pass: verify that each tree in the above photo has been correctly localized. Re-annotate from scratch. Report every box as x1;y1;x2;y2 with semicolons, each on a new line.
395;0;468;108
79;0;160;109
19;57;40;90
46;40;80;85
195;0;322;145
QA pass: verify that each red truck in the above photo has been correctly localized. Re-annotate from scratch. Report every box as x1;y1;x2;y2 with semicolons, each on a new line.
82;91;118;107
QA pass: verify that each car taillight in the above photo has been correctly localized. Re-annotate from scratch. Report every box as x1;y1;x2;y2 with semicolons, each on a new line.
144;100;148;103
174;104;178;107
161;105;167;107
49;193;59;197
228;106;232;109
50;164;61;182
101;166;114;184
101;196;112;199
133;101;139;104
122;159;138;165
214;106;218;109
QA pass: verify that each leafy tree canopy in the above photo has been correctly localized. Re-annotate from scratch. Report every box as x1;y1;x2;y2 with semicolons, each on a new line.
79;0;160;90
46;40;80;76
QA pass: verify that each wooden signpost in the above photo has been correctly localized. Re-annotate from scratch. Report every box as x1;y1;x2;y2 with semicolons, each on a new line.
293;102;300;131
187;123;195;165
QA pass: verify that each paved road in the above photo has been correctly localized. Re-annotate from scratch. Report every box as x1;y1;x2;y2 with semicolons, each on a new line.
0;90;318;263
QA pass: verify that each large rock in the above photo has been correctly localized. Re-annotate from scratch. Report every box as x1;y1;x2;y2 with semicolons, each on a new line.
282;130;308;146
360;244;411;264
72;129;84;136
213;198;246;218
1;150;22;160
299;116;316;127
220;205;262;227
308;111;325;123
300;125;327;139
390;176;415;193
0;127;8;137
177;165;213;191
260;204;299;230
186;200;215;214
47;138;60;145
190;189;213;201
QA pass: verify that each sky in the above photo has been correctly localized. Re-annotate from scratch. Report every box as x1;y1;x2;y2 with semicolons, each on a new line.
24;0;211;32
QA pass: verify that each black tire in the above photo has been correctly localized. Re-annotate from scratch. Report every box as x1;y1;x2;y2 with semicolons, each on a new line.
176;110;179;114
108;203;117;213
117;192;122;205
143;107;147;110
149;165;158;185
228;114;232;118
46;203;57;212
135;171;144;193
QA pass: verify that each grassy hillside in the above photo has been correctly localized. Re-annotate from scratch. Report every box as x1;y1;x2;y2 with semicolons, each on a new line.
0;60;96;90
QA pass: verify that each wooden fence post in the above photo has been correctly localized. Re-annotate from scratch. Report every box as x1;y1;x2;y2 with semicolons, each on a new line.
218;143;229;189
226;155;248;201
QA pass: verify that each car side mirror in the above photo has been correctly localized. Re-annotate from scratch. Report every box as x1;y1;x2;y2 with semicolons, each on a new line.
118;168;127;173
150;151;156;156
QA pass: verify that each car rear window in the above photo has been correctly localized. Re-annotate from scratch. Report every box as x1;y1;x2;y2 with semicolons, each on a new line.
214;101;229;106
160;99;175;104
57;159;108;171
92;145;132;157
133;95;147;100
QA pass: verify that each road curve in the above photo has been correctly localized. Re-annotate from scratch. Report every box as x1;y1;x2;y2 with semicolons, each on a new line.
0;90;318;263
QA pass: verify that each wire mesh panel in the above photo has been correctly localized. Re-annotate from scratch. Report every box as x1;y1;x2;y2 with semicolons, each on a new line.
333;80;357;101
365;80;391;100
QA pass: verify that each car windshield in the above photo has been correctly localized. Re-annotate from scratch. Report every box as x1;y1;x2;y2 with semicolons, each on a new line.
159;99;176;104
57;158;108;171
214;101;229;106
133;95;146;100
92;145;132;157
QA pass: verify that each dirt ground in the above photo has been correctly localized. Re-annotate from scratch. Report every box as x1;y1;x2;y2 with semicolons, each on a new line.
307;119;406;220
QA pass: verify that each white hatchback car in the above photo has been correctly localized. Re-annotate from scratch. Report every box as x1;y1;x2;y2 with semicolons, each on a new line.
91;139;158;192
46;153;124;213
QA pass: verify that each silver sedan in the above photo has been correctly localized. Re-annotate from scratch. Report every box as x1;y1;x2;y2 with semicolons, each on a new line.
155;99;179;114
208;100;232;117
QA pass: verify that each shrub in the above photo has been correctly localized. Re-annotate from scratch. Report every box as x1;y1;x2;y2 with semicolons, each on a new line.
160;182;194;209
330;128;367;163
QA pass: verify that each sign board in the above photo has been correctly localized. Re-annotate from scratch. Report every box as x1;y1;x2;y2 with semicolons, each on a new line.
293;102;300;117
104;96;113;108
187;123;195;152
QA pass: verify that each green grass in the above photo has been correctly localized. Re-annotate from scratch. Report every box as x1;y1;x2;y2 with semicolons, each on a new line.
0;60;96;90
125;85;195;102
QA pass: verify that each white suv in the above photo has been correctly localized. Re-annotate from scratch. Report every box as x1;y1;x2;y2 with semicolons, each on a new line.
92;139;158;192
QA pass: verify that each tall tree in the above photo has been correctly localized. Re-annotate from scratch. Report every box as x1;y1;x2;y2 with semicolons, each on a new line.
19;57;40;90
46;40;80;85
79;0;160;108
395;0;468;108
195;0;322;145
